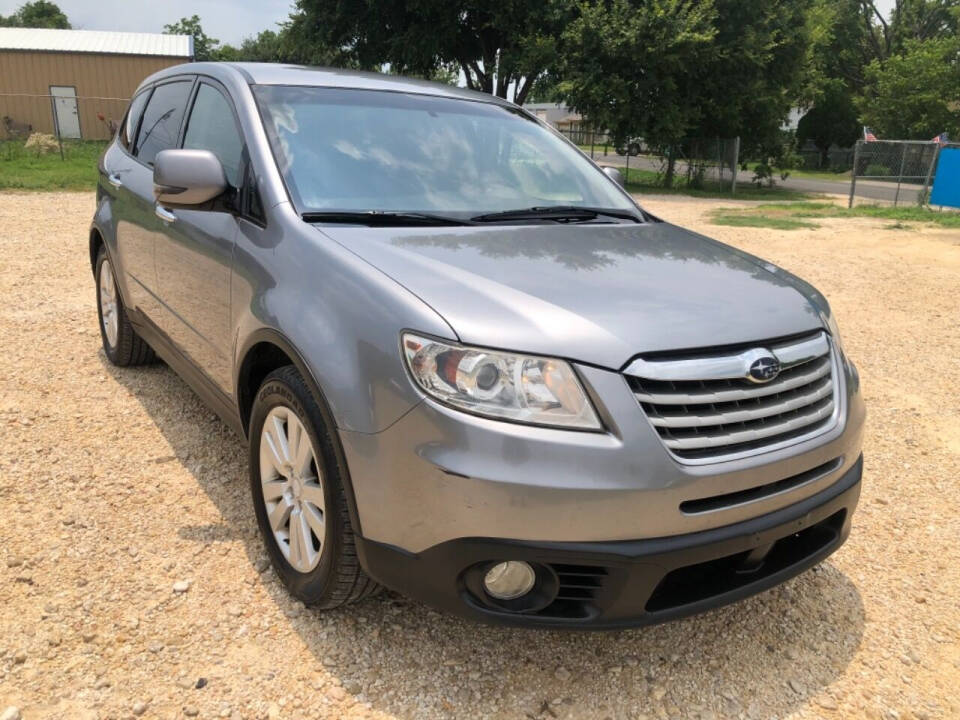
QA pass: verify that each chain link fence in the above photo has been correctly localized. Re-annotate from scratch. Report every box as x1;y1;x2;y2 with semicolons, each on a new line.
848;139;942;207
798;146;855;173
556;129;742;193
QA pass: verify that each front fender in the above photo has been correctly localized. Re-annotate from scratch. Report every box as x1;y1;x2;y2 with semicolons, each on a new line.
231;205;455;435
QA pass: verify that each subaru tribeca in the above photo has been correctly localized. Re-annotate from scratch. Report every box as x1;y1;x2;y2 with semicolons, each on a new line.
90;63;864;628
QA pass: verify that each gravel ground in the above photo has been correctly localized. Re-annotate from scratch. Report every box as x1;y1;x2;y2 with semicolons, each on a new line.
1;191;958;720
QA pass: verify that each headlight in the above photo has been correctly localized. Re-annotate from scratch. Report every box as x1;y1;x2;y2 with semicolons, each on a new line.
401;333;602;430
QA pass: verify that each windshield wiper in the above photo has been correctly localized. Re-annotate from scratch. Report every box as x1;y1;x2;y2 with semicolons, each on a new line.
302;210;473;226
471;205;643;223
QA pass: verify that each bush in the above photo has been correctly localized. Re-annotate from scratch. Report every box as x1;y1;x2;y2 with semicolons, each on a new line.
864;163;892;177
752;163;775;187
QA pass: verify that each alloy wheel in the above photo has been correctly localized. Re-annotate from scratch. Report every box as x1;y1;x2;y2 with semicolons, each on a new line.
259;406;326;572
99;259;119;348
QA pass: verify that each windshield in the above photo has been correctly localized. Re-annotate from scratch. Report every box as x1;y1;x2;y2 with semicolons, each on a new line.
253;85;636;216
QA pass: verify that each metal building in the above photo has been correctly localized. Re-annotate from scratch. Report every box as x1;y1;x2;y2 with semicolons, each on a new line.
0;28;193;141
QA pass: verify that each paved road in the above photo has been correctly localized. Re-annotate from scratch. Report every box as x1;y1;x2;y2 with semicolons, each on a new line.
778;175;923;204
585;150;923;204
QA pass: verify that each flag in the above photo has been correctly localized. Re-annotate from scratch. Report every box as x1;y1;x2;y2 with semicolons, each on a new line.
931;132;949;145
863;126;878;142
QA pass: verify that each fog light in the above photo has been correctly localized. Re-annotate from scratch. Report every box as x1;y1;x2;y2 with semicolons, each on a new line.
483;561;536;600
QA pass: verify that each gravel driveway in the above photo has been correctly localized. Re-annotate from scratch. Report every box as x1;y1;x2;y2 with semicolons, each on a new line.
1;192;958;720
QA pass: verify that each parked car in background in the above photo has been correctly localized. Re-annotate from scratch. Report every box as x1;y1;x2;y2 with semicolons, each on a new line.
90;63;864;627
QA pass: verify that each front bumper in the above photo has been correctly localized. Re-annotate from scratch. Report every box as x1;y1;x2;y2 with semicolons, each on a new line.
356;455;862;628
340;357;865;553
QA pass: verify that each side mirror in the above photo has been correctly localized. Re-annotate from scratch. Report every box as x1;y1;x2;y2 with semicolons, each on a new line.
153;149;227;205
601;166;624;188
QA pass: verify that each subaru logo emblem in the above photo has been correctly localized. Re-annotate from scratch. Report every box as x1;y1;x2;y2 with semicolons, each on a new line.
747;355;781;383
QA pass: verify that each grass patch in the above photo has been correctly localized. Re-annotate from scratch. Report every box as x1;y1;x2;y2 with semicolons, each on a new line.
707;201;960;231
0;139;106;191
761;202;960;227
710;212;818;230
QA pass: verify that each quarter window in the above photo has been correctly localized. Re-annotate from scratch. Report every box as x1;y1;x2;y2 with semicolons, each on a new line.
182;83;244;188
134;80;192;166
121;89;151;150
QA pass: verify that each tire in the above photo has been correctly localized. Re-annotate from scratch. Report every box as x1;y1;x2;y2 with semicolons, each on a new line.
249;365;379;608
95;247;155;366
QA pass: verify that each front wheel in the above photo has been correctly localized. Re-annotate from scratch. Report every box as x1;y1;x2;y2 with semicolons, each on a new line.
249;366;379;608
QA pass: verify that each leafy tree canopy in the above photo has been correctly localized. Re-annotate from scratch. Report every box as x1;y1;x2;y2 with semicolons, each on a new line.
858;35;960;138
797;79;861;161
219;30;292;63
287;0;575;104
803;0;872;100
693;0;812;154
558;0;810;157
164;15;220;62
0;0;70;28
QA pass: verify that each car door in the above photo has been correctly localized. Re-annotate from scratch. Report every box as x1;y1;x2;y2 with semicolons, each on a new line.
105;85;155;315
152;79;245;395
108;78;194;319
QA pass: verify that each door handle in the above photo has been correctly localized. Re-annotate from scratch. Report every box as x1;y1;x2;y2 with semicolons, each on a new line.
107;173;123;189
155;205;176;223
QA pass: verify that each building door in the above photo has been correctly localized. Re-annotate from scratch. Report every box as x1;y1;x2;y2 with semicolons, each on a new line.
50;86;81;139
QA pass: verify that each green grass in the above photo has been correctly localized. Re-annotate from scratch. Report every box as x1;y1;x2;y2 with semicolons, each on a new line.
710;212;819;230
0;140;106;191
707;201;960;231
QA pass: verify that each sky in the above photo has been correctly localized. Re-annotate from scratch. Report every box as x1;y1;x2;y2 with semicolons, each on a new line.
0;0;296;46
0;0;900;48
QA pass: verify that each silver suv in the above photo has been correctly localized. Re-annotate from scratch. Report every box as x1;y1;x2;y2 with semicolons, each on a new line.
91;63;864;628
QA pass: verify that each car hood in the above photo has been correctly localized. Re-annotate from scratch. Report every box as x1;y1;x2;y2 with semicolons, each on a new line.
317;221;828;369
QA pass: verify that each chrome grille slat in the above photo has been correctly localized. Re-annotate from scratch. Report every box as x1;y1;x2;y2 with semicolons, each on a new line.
648;375;833;428
660;398;835;450
633;355;831;405
626;331;838;461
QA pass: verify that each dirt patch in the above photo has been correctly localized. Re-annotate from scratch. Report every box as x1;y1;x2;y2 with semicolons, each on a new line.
1;191;958;720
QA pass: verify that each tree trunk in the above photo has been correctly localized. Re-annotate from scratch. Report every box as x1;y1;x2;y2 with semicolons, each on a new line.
665;147;677;188
514;75;534;106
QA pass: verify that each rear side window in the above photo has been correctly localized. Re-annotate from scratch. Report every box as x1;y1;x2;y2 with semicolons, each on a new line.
134;80;192;166
182;83;244;187
121;89;151;150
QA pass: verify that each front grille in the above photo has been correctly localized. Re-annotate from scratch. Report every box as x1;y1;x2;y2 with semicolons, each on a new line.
626;332;838;461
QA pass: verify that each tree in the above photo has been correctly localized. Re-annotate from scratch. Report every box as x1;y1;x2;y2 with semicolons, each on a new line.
858;35;960;138
796;80;861;165
802;0;873;101
558;0;716;146
557;0;811;185
164;15;220;62
0;0;70;28
861;0;959;62
690;0;813;155
218;30;290;63
287;0;575;104
799;1;960;146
